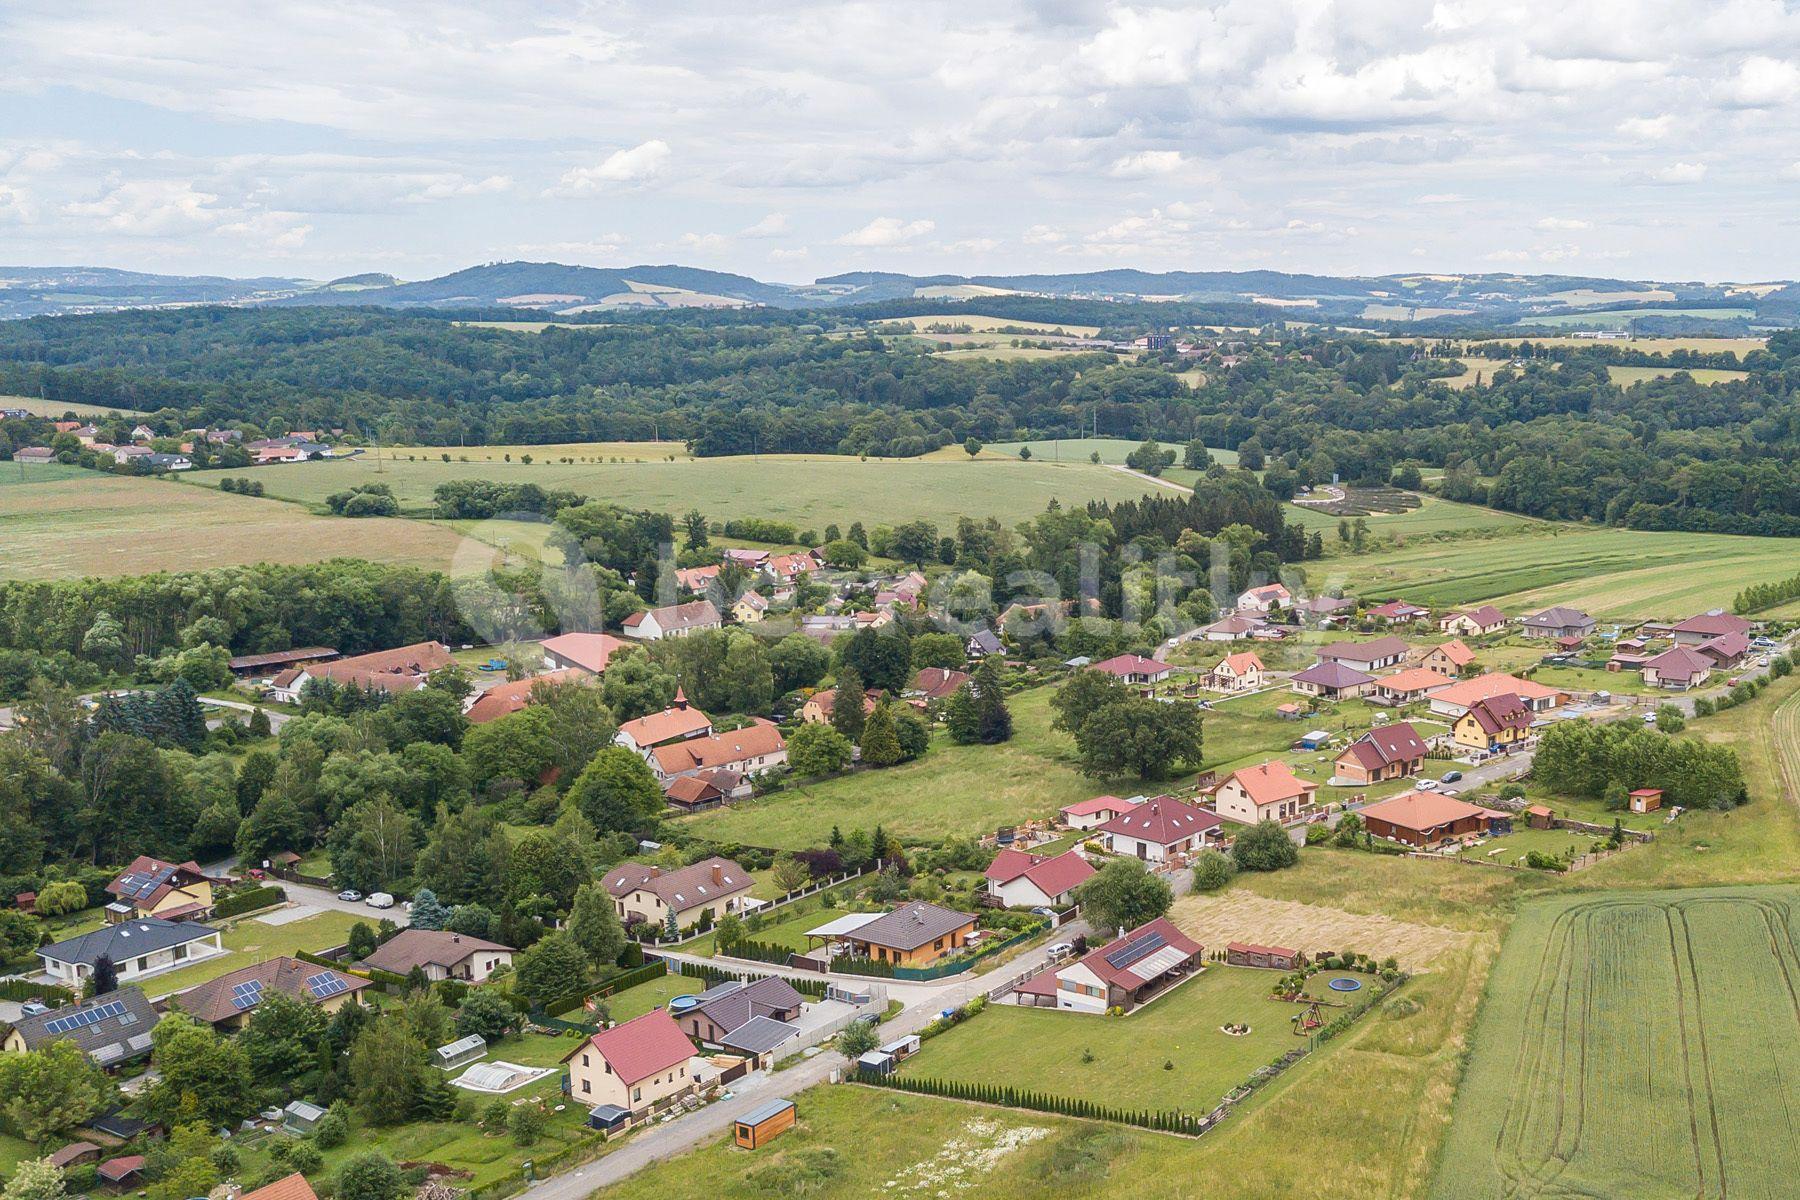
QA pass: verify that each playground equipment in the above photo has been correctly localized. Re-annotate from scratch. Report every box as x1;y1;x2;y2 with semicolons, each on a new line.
1291;1001;1324;1035
478;658;507;672
1327;977;1363;993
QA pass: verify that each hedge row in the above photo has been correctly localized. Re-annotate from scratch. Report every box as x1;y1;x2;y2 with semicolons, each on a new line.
541;961;670;1017
672;959;827;998
0;978;75;1004
855;1069;1209;1136
214;884;287;918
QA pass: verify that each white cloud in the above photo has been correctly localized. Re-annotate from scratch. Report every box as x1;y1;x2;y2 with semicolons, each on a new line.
740;212;789;238
1723;56;1800;107
553;140;671;194
1109;150;1186;178
1535;216;1590;230
835;216;935;246
62;180;227;235
1644;161;1708;184
0;184;33;223
678;232;728;251
405;174;513;203
1416;193;1468;204
1618;114;1673;140
216;210;313;249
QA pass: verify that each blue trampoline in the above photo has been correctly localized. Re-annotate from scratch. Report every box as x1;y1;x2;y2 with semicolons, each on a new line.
1327;977;1362;992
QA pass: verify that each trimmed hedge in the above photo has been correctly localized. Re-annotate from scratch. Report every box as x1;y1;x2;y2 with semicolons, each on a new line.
214;884;287;918
855;1069;1209;1136
540;961;670;1018
672;959;827;998
0;978;75;1004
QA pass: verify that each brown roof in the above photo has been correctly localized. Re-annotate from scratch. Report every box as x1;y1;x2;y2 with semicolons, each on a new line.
649;722;785;775
1291;661;1376;689
1338;723;1428;771
464;670;586;724
601;856;752;910
1431;639;1476;666
1644;646;1713;682
911;667;971;700
228;647;337;672
1225;761;1316;807
623;600;721;633
1378;667;1457;696
1096;795;1222;845
663;775;725;806
241;1174;320;1200
1092;653;1172;678
617;695;713;747
1077;918;1203;988
1449;605;1507;628
1673;609;1752;638
1227;940;1296;957
361;930;513;975
309;641;452;693
171;956;369;1024
1358;790;1496;834
47;1143;99;1169
1464;693;1533;735
98;1157;145;1182
1318;636;1410;664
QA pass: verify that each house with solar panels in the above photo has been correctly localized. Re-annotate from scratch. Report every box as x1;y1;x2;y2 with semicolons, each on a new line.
104;856;221;923
1011;918;1204;1014
1;986;159;1069
169;956;369;1030
38;917;224;986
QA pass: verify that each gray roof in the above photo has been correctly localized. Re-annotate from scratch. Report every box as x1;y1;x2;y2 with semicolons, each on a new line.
694;976;804;1033
739;1099;795;1125
1292;661;1376;688
719;1016;798;1056
847;901;976;952
8;986;158;1063
40;917;217;968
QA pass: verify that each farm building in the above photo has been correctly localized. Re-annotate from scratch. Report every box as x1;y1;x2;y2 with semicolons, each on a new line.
1358;791;1508;849
541;631;630;675
1525;805;1554;829
464;669;587;724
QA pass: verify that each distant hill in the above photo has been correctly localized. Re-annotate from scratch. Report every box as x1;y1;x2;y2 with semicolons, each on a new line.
277;261;792;311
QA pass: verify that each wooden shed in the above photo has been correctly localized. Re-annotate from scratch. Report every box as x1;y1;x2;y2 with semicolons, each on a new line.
1226;941;1303;971
735;1098;796;1149
1525;804;1554;829
1628;788;1663;814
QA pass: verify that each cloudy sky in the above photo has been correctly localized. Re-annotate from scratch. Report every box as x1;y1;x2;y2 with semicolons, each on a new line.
2;0;1797;283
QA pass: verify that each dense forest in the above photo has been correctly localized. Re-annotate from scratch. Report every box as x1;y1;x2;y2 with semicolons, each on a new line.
6;306;1800;534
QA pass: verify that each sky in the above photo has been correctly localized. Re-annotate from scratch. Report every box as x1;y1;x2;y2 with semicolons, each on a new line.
2;0;1799;284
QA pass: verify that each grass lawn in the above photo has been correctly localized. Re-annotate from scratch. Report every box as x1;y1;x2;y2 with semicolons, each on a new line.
0;471;466;580
188;451;1159;530
1455;826;1601;868
493;1030;591;1068
682;885;864;957
597;973;693;1022
1288;493;1537;540
678;687;1133;850
0;393;146;418
145;909;364;998
985;437;1238;467
0;1132;39;1175
905;966;1381;1115
1328;525;1800;619
1527;662;1658;696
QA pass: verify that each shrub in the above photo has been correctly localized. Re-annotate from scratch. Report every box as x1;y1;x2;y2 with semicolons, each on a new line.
1189;850;1236;892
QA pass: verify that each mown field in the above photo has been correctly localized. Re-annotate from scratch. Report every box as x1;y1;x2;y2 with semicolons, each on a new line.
878;314;1103;336
987;437;1239;467
1289;493;1537;539
1331;525;1799;617
0;471;468;580
0;392;146;417
1432;886;1800;1199
1462;336;1766;358
186;451;1157;529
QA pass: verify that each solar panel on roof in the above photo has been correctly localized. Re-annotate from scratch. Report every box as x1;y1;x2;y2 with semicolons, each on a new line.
1103;931;1167;971
230;980;264;1010
305;971;349;999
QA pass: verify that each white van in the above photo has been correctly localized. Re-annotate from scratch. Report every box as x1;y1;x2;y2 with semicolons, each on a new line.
365;892;395;909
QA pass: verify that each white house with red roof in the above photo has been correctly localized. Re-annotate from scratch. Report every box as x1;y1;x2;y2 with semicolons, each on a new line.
1439;606;1508;637
1059;795;1141;831
562;1009;697;1114
983;848;1095;908
1212;761;1318;825
1011;917;1204;1013
621;600;722;641
1090;654;1173;685
1096;796;1221;862
1366;600;1430;625
1236;583;1291;614
1671;609;1753;646
1206;651;1265;692
1641;646;1715;691
614;691;713;753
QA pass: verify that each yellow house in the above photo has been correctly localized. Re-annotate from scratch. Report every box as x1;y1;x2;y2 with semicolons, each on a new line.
798;687;879;725
105;857;216;922
1451;694;1534;753
563;1009;697;1115
730;591;769;623
837;900;978;968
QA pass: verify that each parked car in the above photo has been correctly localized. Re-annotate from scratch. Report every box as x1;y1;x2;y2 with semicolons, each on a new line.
365;892;395;909
1643;713;1658;724
1416;778;1441;791
1046;942;1075;962
337;889;362;902
1441;770;1464;783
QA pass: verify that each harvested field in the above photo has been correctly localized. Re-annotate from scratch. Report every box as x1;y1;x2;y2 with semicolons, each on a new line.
1432;886;1800;1199
878;314;1102;336
0;392;145;418
1169;890;1472;971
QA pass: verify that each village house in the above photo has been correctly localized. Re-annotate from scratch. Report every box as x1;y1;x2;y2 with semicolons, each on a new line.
1200;614;1264;641
622;600;723;641
615;691;713;753
171;957;368;1030
1696;632;1751;669
1226;942;1303;970
676;976;804;1046
1206;651;1265;692
1642;646;1715;691
280;641;453;700
563;1009;697;1115
730;591;769;623
1371;667;1458;706
2;986;159;1069
1289;660;1376;700
799;686;881;725
647;721;787;782
11;447;56;465
1358;791;1507;849
1212;761;1319;825
361;930;515;983
1427;673;1565;718
983;848;1095;908
39;918;224;986
966;629;1005;659
1366;600;1430;625
1438;606;1508;637
240;1175;319;1200
104;856;219;922
1520;606;1596;640
1317;636;1410;671
661;768;748;811
1421;639;1477;676
601;857;753;928
1012;918;1204;1014
1672;609;1753;646
541;631;629;676
1059;795;1140;830
834;900;977;967
1452;693;1535;752
1236;583;1291;613
1091;653;1174;685
1334;723;1429;785
464;669;586;724
763;550;822;583
1292;594;1357;625
1098;795;1222;861
908;667;970;702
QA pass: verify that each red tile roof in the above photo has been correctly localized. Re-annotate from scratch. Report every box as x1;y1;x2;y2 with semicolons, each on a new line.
1378;667;1457;696
465;670;586;724
1077;917;1203;989
1096;795;1220;845
1673;609;1752;638
1338;723;1428;771
1644;646;1713;683
1358;790;1497;834
1431;639;1477;666
1061;795;1133;819
541;632;629;674
1431;672;1562;708
1217;651;1263;674
1227;941;1296;957
240;1174;320;1200
617;696;712;747
911;667;971;700
1091;653;1172;678
1226;760;1315;807
1465;693;1532;736
983;849;1095;897
649;722;785;775
580;1009;695;1086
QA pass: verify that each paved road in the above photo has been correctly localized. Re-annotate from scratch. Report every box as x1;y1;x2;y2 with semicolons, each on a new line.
201;855;409;923
200;696;295;731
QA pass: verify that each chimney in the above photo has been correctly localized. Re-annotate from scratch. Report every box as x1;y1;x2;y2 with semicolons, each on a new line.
451;934;461;943
710;863;723;886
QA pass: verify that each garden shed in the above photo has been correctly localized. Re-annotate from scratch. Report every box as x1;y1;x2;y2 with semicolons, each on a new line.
282;1101;325;1134
735;1099;796;1149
